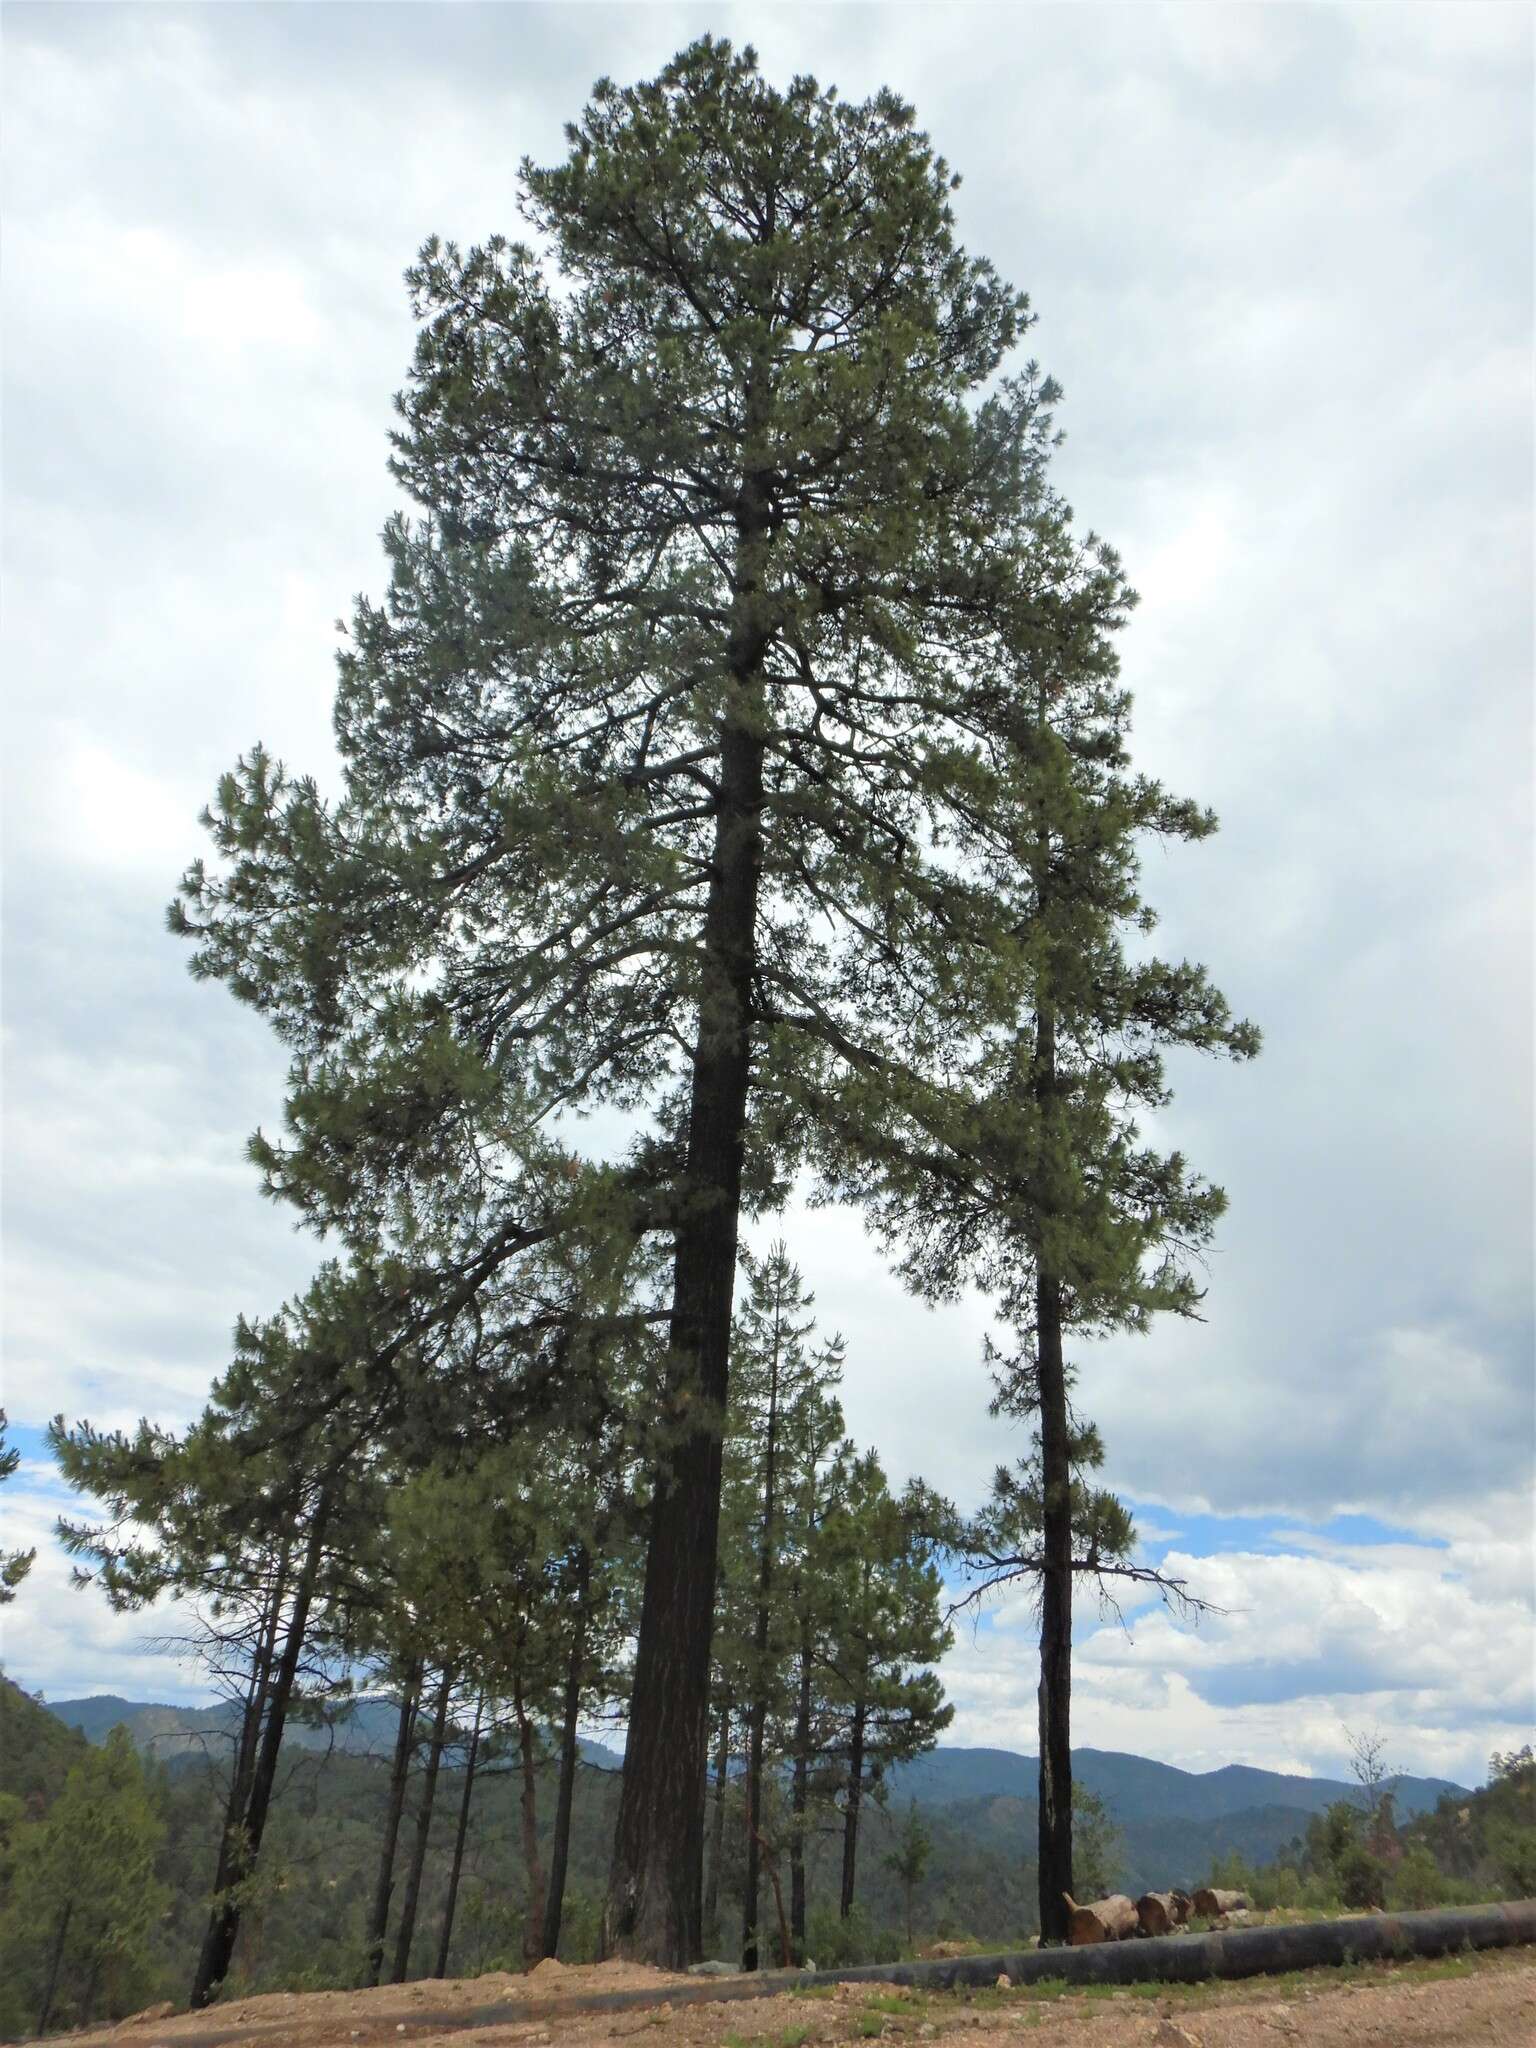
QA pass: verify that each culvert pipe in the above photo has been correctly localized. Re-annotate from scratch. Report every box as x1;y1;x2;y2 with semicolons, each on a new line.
58;1900;1536;2048
812;1896;1536;1995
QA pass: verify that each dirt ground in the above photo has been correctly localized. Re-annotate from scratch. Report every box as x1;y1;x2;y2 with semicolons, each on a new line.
70;1943;1536;2048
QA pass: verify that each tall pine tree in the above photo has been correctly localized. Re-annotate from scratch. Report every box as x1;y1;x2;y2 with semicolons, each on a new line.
170;40;1246;1962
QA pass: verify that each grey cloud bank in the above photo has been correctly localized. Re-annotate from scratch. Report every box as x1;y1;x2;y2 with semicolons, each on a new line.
1;2;1530;1783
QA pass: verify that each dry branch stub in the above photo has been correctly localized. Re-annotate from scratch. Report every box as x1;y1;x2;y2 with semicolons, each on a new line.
1193;1888;1251;1919
1063;1891;1139;1944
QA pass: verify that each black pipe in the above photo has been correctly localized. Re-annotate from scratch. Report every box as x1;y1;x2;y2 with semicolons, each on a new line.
64;1901;1536;2048
813;1897;1536;1993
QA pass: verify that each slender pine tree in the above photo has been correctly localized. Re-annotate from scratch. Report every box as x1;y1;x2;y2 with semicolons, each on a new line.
815;1453;952;1920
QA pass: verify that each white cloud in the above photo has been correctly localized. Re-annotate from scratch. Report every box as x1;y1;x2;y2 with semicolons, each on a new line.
0;1462;212;1707
938;1519;1534;1786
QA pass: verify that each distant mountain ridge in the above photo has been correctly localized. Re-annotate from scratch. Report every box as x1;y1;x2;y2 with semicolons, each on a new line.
44;1693;624;1770
883;1744;1466;1823
46;1698;1464;1823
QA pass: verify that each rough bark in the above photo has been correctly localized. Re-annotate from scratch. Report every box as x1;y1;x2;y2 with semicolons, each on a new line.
192;1502;327;2007
839;1695;867;1920
434;1697;482;1978
515;1682;548;1963
1063;1892;1138;1944
702;1692;731;1952
541;1552;591;1960
363;1664;422;1989
391;1669;453;1983
603;465;770;1966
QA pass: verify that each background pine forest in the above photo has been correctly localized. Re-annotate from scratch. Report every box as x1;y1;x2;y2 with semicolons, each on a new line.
3;1676;1531;2037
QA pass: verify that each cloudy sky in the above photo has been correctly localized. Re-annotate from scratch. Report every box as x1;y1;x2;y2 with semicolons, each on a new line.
2;2;1530;1792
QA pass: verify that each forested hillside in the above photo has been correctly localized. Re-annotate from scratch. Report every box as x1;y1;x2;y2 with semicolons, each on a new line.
13;1672;1514;2031
51;1698;1467;1823
1195;1745;1536;1918
0;1675;1301;2017
1;1676;87;1809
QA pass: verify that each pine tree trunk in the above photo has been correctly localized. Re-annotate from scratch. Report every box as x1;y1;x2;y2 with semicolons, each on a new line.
1032;713;1075;1950
434;1697;482;1979
839;1697;866;1920
789;1642;812;1952
742;1312;783;1973
541;1552;590;1960
36;1897;74;2034
1035;1257;1074;1939
391;1669;453;1983
603;498;769;1965
762;1839;791;1968
191;1501;328;2007
515;1682;547;1963
364;1663;422;1988
742;1691;764;1971
190;1541;289;2008
702;1691;731;1952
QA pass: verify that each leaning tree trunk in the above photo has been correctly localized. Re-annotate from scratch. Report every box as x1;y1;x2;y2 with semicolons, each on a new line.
434;1696;483;1978
603;501;769;1966
702;1690;731;1951
839;1694;867;1920
364;1661;422;1988
191;1499;328;2008
789;1642;812;1952
541;1551;591;1960
189;1536;289;2008
391;1668;453;1983
515;1681;548;1963
36;1898;74;2034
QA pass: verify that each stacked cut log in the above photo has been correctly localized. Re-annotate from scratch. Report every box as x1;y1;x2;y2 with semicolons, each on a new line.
1062;1892;1139;1944
1134;1890;1193;1937
1192;1886;1251;1919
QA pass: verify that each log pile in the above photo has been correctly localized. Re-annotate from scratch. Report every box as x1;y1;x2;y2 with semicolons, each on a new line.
1063;1885;1234;1946
1062;1892;1138;1945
